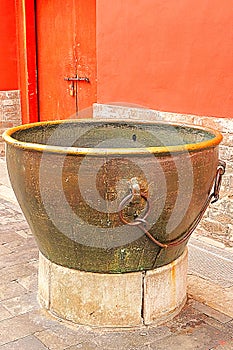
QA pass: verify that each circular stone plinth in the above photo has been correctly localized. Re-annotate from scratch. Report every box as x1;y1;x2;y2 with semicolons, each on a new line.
38;248;188;328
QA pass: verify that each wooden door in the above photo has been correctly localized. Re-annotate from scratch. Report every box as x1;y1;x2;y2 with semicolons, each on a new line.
36;0;96;121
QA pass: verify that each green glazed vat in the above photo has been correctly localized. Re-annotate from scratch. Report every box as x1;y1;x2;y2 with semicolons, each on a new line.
3;119;224;273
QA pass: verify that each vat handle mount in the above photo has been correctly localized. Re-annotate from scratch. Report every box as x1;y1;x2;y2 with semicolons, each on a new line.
118;160;226;249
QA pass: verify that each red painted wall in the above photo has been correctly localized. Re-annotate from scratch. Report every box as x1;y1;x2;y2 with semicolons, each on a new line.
0;0;18;90
97;0;233;118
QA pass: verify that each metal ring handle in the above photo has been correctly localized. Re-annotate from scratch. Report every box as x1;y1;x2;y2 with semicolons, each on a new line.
118;178;151;226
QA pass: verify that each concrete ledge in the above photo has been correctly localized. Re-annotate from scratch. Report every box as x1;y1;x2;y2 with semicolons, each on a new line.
188;274;233;318
38;249;188;328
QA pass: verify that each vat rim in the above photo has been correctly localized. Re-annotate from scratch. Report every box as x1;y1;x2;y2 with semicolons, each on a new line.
2;118;223;155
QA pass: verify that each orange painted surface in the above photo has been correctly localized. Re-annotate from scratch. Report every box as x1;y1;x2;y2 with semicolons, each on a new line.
0;0;18;90
36;0;77;121
97;0;233;118
15;0;38;124
36;0;96;121
76;0;97;115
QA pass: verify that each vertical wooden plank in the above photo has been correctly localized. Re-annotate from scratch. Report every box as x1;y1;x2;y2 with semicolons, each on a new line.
36;0;77;121
15;0;38;123
75;0;97;115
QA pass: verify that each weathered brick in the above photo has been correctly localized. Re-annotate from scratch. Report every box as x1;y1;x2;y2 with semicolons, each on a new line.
208;210;233;225
159;111;195;125
2;113;21;122
0;311;45;346
219;146;233;162
201;219;228;235
4;90;20;100
0;121;14;128
221;132;233;147
221;174;233;190
2;99;14;106
0;281;27;302
0;305;12;322
0;335;48;350
218;118;233;133
34;324;96;350
195;116;221;130
2;292;39;316
0;89;21;156
3;111;21;120
17;273;38;292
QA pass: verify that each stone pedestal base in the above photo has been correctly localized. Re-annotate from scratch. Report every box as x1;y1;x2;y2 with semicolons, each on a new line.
38;248;188;327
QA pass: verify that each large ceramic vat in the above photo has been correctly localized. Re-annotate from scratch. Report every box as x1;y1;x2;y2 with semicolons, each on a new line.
3;119;224;273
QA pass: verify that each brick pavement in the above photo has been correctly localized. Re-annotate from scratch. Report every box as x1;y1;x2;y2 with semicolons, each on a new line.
0;159;233;349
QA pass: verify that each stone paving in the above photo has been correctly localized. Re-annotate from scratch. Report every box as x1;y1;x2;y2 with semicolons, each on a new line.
0;158;233;349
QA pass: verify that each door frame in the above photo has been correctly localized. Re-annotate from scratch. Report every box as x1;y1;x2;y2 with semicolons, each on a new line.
15;0;38;124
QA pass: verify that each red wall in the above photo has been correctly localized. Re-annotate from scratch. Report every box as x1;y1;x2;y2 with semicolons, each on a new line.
97;0;233;118
0;0;18;90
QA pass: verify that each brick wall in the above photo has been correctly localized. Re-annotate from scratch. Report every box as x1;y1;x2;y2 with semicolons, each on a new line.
0;90;21;156
94;103;233;247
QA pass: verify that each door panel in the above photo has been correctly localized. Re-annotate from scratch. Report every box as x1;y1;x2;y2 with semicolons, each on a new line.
75;0;97;114
36;0;96;121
